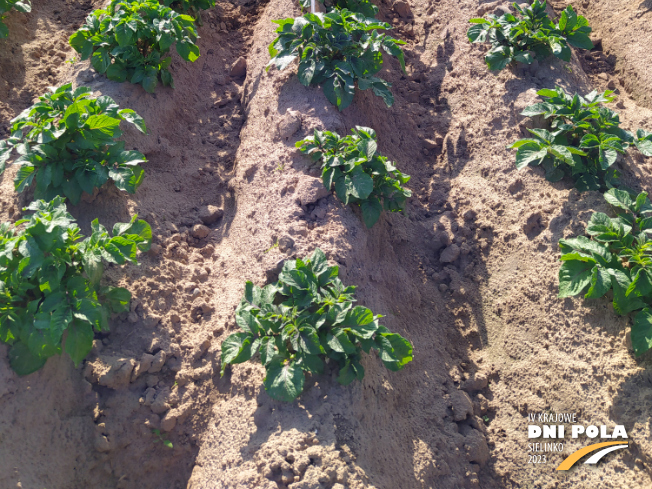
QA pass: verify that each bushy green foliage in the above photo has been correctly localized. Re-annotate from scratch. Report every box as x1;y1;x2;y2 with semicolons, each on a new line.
297;126;411;228
160;0;214;25
267;9;406;110
468;1;593;71
220;249;413;401
0;197;152;375
161;0;215;15
0;0;30;38
299;0;378;18
509;86;652;191
69;0;200;93
0;84;147;205
559;189;652;357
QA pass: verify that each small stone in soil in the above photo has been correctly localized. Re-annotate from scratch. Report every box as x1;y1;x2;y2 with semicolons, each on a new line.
278;236;295;253
199;205;224;225
148;351;167;374
440;244;461;263
278;110;302;139
148;243;162;256
230;57;247;77
191;224;210;239
161;413;177;432
394;0;412;18
422;138;439;149
296;177;330;207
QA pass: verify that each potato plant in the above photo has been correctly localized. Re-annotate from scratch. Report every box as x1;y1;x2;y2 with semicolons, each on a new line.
297;126;411;228
0;0;30;38
161;0;215;15
559;189;652;356
299;0;378;17
267;9;406;110
220;249;413;401
160;0;214;25
0;197;152;375
468;1;593;71
0;84;147;205
69;0;200;93
509;86;652;191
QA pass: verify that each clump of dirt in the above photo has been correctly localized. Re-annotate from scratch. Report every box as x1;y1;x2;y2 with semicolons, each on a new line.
2;0;652;488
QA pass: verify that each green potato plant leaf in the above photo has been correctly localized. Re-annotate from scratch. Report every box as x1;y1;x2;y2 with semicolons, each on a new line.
0;84;147;204
0;197;152;374
467;1;592;71
509;85;652;191
0;0;31;39
267;9;406;111
296;127;411;228
69;0;200;93
558;189;652;357
264;360;306;402
632;309;652;359
160;0;215;17
220;249;414;401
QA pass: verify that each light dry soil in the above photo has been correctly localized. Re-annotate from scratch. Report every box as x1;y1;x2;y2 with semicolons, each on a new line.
1;0;652;488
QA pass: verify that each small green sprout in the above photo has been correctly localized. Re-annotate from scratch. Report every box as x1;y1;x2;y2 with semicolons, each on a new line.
152;429;173;449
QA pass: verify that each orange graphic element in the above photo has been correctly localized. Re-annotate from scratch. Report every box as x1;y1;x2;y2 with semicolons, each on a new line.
556;441;629;471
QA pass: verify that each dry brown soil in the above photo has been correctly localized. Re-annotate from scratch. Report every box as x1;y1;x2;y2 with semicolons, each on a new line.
1;0;652;488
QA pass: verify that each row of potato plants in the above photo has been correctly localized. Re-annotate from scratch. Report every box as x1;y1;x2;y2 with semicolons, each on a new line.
0;84;152;374
220;2;415;400
0;0;222;373
468;2;652;357
222;0;413;401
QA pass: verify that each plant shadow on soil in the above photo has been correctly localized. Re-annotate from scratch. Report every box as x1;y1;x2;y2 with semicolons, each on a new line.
610;366;652;470
638;0;652;11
